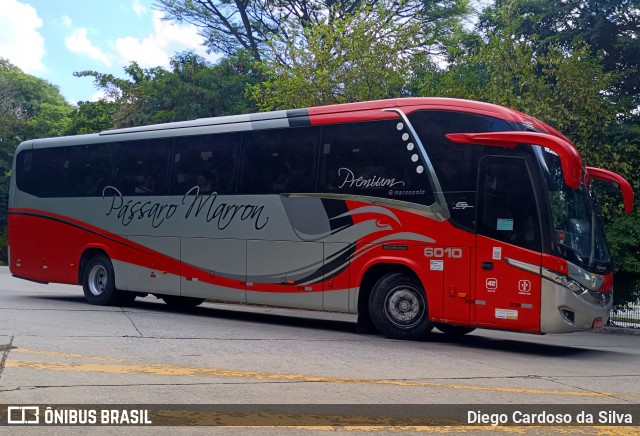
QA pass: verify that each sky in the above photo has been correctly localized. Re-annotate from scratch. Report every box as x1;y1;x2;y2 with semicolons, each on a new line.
0;0;217;104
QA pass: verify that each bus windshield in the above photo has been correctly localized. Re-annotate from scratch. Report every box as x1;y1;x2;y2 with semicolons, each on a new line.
537;148;611;269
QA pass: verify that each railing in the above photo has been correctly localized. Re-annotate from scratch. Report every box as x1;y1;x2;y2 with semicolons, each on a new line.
609;302;640;328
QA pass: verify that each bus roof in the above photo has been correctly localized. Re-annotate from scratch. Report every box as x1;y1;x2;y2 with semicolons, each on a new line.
19;97;552;151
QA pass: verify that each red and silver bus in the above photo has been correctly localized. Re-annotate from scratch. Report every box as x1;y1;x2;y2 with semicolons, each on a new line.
8;98;634;339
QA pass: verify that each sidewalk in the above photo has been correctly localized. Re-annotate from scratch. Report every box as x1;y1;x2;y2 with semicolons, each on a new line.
596;325;640;335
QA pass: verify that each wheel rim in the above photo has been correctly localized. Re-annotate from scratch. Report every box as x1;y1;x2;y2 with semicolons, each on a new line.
384;285;425;329
87;264;108;296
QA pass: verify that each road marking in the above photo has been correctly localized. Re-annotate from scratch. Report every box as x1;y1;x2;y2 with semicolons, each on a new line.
11;348;128;362
6;358;613;398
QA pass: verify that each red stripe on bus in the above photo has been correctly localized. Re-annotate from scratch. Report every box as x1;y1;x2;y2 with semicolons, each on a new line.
8;208;352;293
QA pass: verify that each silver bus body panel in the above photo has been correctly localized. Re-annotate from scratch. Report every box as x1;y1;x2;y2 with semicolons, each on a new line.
181;238;247;303
13;188;421;313
540;278;611;333
126;235;181;296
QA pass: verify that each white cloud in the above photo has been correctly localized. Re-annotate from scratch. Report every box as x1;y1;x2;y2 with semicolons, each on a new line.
132;0;148;16
65;28;113;67
61;15;73;27
113;10;210;68
89;90;108;102
0;0;46;72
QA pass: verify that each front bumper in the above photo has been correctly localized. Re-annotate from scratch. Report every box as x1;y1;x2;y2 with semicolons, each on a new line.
540;277;611;333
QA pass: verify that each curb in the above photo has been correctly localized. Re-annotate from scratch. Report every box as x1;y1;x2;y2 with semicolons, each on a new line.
594;326;640;335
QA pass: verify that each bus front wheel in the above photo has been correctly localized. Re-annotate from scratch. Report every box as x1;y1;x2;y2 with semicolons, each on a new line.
82;255;120;306
369;272;433;340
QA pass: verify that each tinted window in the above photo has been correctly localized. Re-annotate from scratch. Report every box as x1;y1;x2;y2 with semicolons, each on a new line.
477;157;541;251
318;120;435;205
171;133;240;195
409;110;514;229
16;148;65;197
62;144;113;196
113;139;173;195
239;127;319;194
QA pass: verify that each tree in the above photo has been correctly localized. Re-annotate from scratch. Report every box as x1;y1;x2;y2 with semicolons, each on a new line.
418;36;617;153
0;59;74;264
601;201;640;310
76;51;259;128
250;3;426;109
479;0;640;105
155;0;470;62
65;100;117;135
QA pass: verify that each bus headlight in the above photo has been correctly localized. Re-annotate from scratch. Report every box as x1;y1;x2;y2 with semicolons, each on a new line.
541;268;611;306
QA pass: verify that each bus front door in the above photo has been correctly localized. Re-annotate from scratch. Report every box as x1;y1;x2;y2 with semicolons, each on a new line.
474;156;542;333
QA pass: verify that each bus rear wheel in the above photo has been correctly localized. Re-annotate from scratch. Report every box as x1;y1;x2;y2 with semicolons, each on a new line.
435;323;475;336
369;272;433;340
82;255;120;306
162;295;205;309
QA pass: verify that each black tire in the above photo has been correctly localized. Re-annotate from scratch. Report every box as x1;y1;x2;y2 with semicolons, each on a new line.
435;323;475;336
368;272;433;340
162;295;205;309
82;255;120;306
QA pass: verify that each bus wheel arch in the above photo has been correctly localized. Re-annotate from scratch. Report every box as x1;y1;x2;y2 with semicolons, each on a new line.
81;253;120;305
78;247;113;285
79;249;131;306
358;263;432;339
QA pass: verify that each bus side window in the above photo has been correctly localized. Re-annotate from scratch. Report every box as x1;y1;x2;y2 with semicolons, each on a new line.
113;139;173;196
477;157;541;251
317;120;435;206
62;144;114;197
171;133;240;195
16;148;65;197
238;127;319;195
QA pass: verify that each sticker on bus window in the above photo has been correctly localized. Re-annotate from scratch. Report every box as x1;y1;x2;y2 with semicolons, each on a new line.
495;309;518;320
496;219;514;231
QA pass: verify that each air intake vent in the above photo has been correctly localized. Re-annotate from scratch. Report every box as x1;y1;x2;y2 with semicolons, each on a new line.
560;308;575;324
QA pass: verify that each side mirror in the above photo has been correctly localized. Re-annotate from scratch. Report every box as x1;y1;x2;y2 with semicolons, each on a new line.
585;167;634;215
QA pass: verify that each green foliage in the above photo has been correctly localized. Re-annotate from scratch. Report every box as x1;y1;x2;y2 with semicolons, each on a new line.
65;100;117;135
473;0;640;187
75;51;258;128
0;58;74;264
1;58;73;141
480;0;640;105
418;34;617;154
606;210;640;308
250;3;423;109
156;0;470;62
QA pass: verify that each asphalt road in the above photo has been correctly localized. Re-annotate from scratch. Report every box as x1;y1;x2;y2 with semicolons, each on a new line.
0;266;639;435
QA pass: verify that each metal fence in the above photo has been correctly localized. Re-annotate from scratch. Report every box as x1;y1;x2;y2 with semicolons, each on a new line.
609;302;640;328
